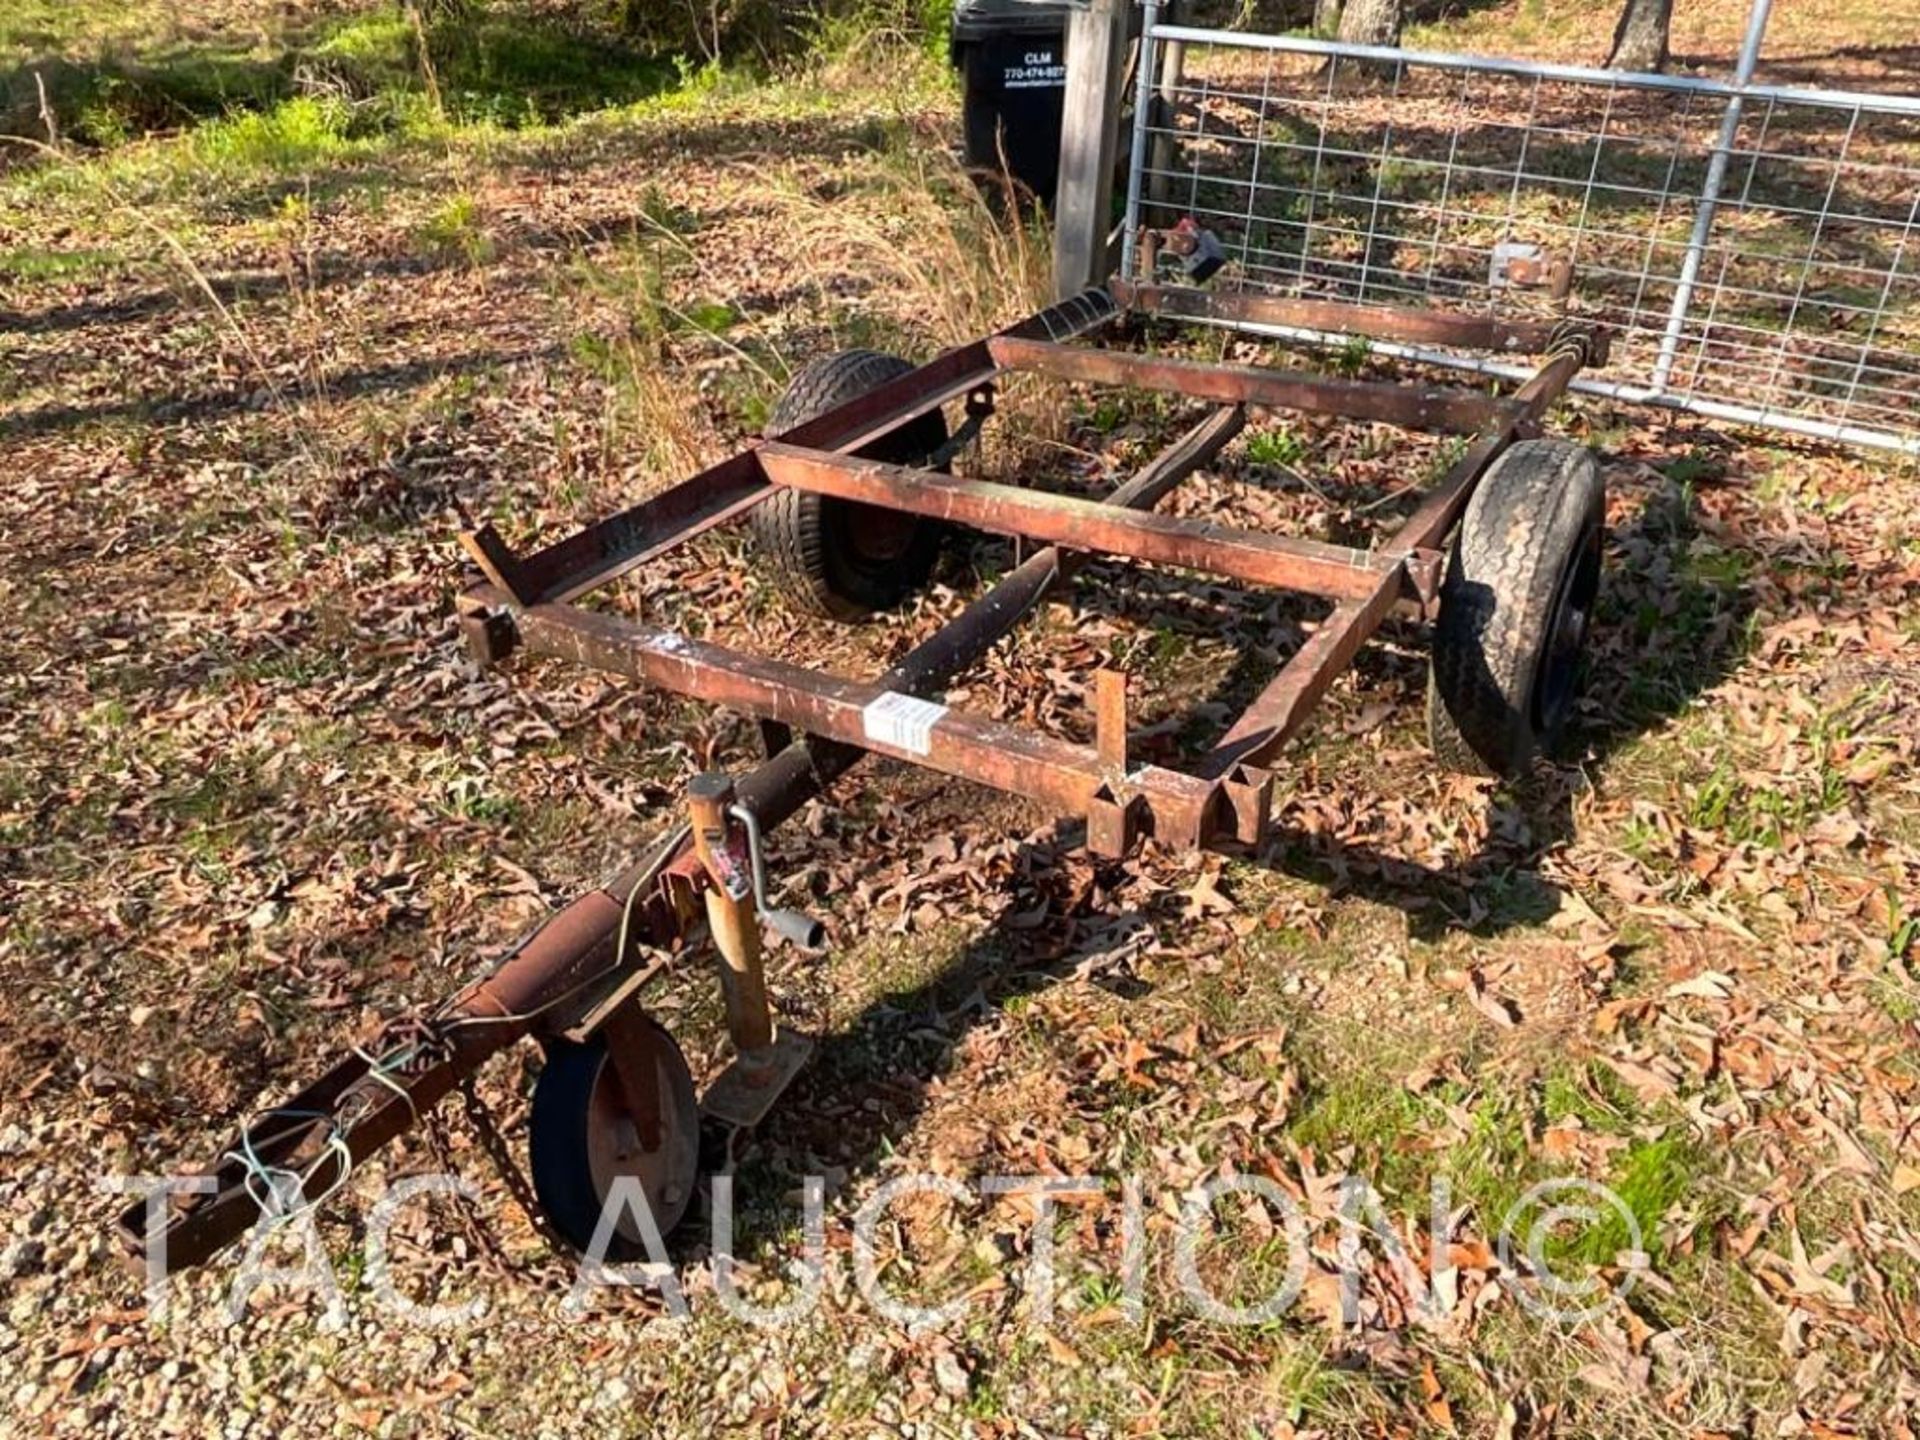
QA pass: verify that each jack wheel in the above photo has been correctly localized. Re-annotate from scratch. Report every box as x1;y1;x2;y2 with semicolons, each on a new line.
527;1022;700;1261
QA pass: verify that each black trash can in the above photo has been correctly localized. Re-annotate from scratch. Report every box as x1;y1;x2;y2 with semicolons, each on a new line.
950;0;1075;205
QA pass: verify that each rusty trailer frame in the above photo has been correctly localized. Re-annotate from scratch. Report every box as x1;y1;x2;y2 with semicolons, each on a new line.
457;284;1596;853
117;282;1604;1276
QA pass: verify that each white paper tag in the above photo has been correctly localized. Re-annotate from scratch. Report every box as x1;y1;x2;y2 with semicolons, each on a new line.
861;691;948;756
1490;241;1543;290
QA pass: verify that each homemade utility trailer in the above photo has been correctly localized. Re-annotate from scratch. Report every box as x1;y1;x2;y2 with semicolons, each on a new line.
119;274;1610;1272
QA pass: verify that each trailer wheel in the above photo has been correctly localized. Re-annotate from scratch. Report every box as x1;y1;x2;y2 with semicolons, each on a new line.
752;349;950;621
1427;439;1605;777
527;1023;700;1261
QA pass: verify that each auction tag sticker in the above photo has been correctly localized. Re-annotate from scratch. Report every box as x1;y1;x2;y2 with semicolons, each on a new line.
862;691;948;756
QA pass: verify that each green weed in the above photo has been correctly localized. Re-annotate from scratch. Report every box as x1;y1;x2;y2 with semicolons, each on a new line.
1331;334;1371;377
0;245;118;280
1540;1061;1640;1135
412;193;495;265
1086;396;1126;434
190;96;353;175
1425;433;1470;481
276;5;680;130
1887;890;1919;963
1684;762;1835;849
1572;1136;1699;1264
440;769;520;825
1245;427;1307;468
1661;446;1725;487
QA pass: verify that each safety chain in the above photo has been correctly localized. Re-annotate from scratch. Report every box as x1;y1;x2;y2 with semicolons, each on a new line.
346;823;700;1281
417;1091;522;1280
452;1073;578;1285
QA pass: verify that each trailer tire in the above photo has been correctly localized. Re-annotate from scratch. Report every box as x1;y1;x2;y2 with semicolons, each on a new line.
1427;439;1604;778
752;349;950;621
527;1024;700;1261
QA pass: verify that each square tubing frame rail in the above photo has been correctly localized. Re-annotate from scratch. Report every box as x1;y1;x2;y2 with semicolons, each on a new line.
460;289;1593;856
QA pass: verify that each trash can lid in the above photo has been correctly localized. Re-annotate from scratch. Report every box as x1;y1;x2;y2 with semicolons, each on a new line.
951;0;1078;43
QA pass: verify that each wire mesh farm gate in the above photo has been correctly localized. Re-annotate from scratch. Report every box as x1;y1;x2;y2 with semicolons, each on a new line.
1117;0;1920;455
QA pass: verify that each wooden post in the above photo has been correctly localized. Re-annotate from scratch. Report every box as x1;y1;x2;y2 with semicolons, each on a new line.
1053;0;1130;299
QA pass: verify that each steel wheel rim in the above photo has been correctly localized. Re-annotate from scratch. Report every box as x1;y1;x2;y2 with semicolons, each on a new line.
582;1045;699;1245
839;499;920;567
1531;521;1601;735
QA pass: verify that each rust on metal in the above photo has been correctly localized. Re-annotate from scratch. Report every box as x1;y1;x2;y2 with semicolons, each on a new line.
1498;251;1574;301
1113;280;1588;357
987;334;1513;434
1404;547;1446;615
1197;343;1586;780
505;598;1142;827
1086;784;1140;858
528;344;997;605
702;1026;816;1130
464;886;627;1020
465;293;1126;616
688;773;774;1057
601;999;669;1151
1221;763;1274;847
458;524;537;606
1388;342;1587;553
457;599;519;666
123;373;1234;1278
758;442;1408;601
115;844;702;1274
123;288;1598;1279
716;406;1247;838
1200;587;1402;780
1095;669;1128;774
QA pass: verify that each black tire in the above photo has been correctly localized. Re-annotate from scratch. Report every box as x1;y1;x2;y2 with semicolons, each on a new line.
752;349;949;621
1427;439;1605;777
528;1026;700;1261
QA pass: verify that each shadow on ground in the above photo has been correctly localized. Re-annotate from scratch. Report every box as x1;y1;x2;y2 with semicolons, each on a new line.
2;4;688;148
700;444;1763;1250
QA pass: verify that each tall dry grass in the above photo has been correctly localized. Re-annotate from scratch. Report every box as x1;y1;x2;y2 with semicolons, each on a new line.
577;89;1069;504
763;133;1053;349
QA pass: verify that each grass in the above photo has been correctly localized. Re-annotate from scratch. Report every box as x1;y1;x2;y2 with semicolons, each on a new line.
0;244;120;279
1283;1030;1705;1273
306;6;683;126
1;5;743;221
1;2;290;146
1574;1136;1697;1263
1245;426;1308;468
411;191;494;265
2;0;685;149
190;94;354;173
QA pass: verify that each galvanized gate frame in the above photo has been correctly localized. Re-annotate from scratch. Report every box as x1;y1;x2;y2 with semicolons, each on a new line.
1120;0;1920;457
117;284;1604;1275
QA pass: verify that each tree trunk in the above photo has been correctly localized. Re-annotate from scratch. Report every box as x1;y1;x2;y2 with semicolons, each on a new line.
1314;0;1344;39
1336;0;1403;49
1607;0;1673;72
